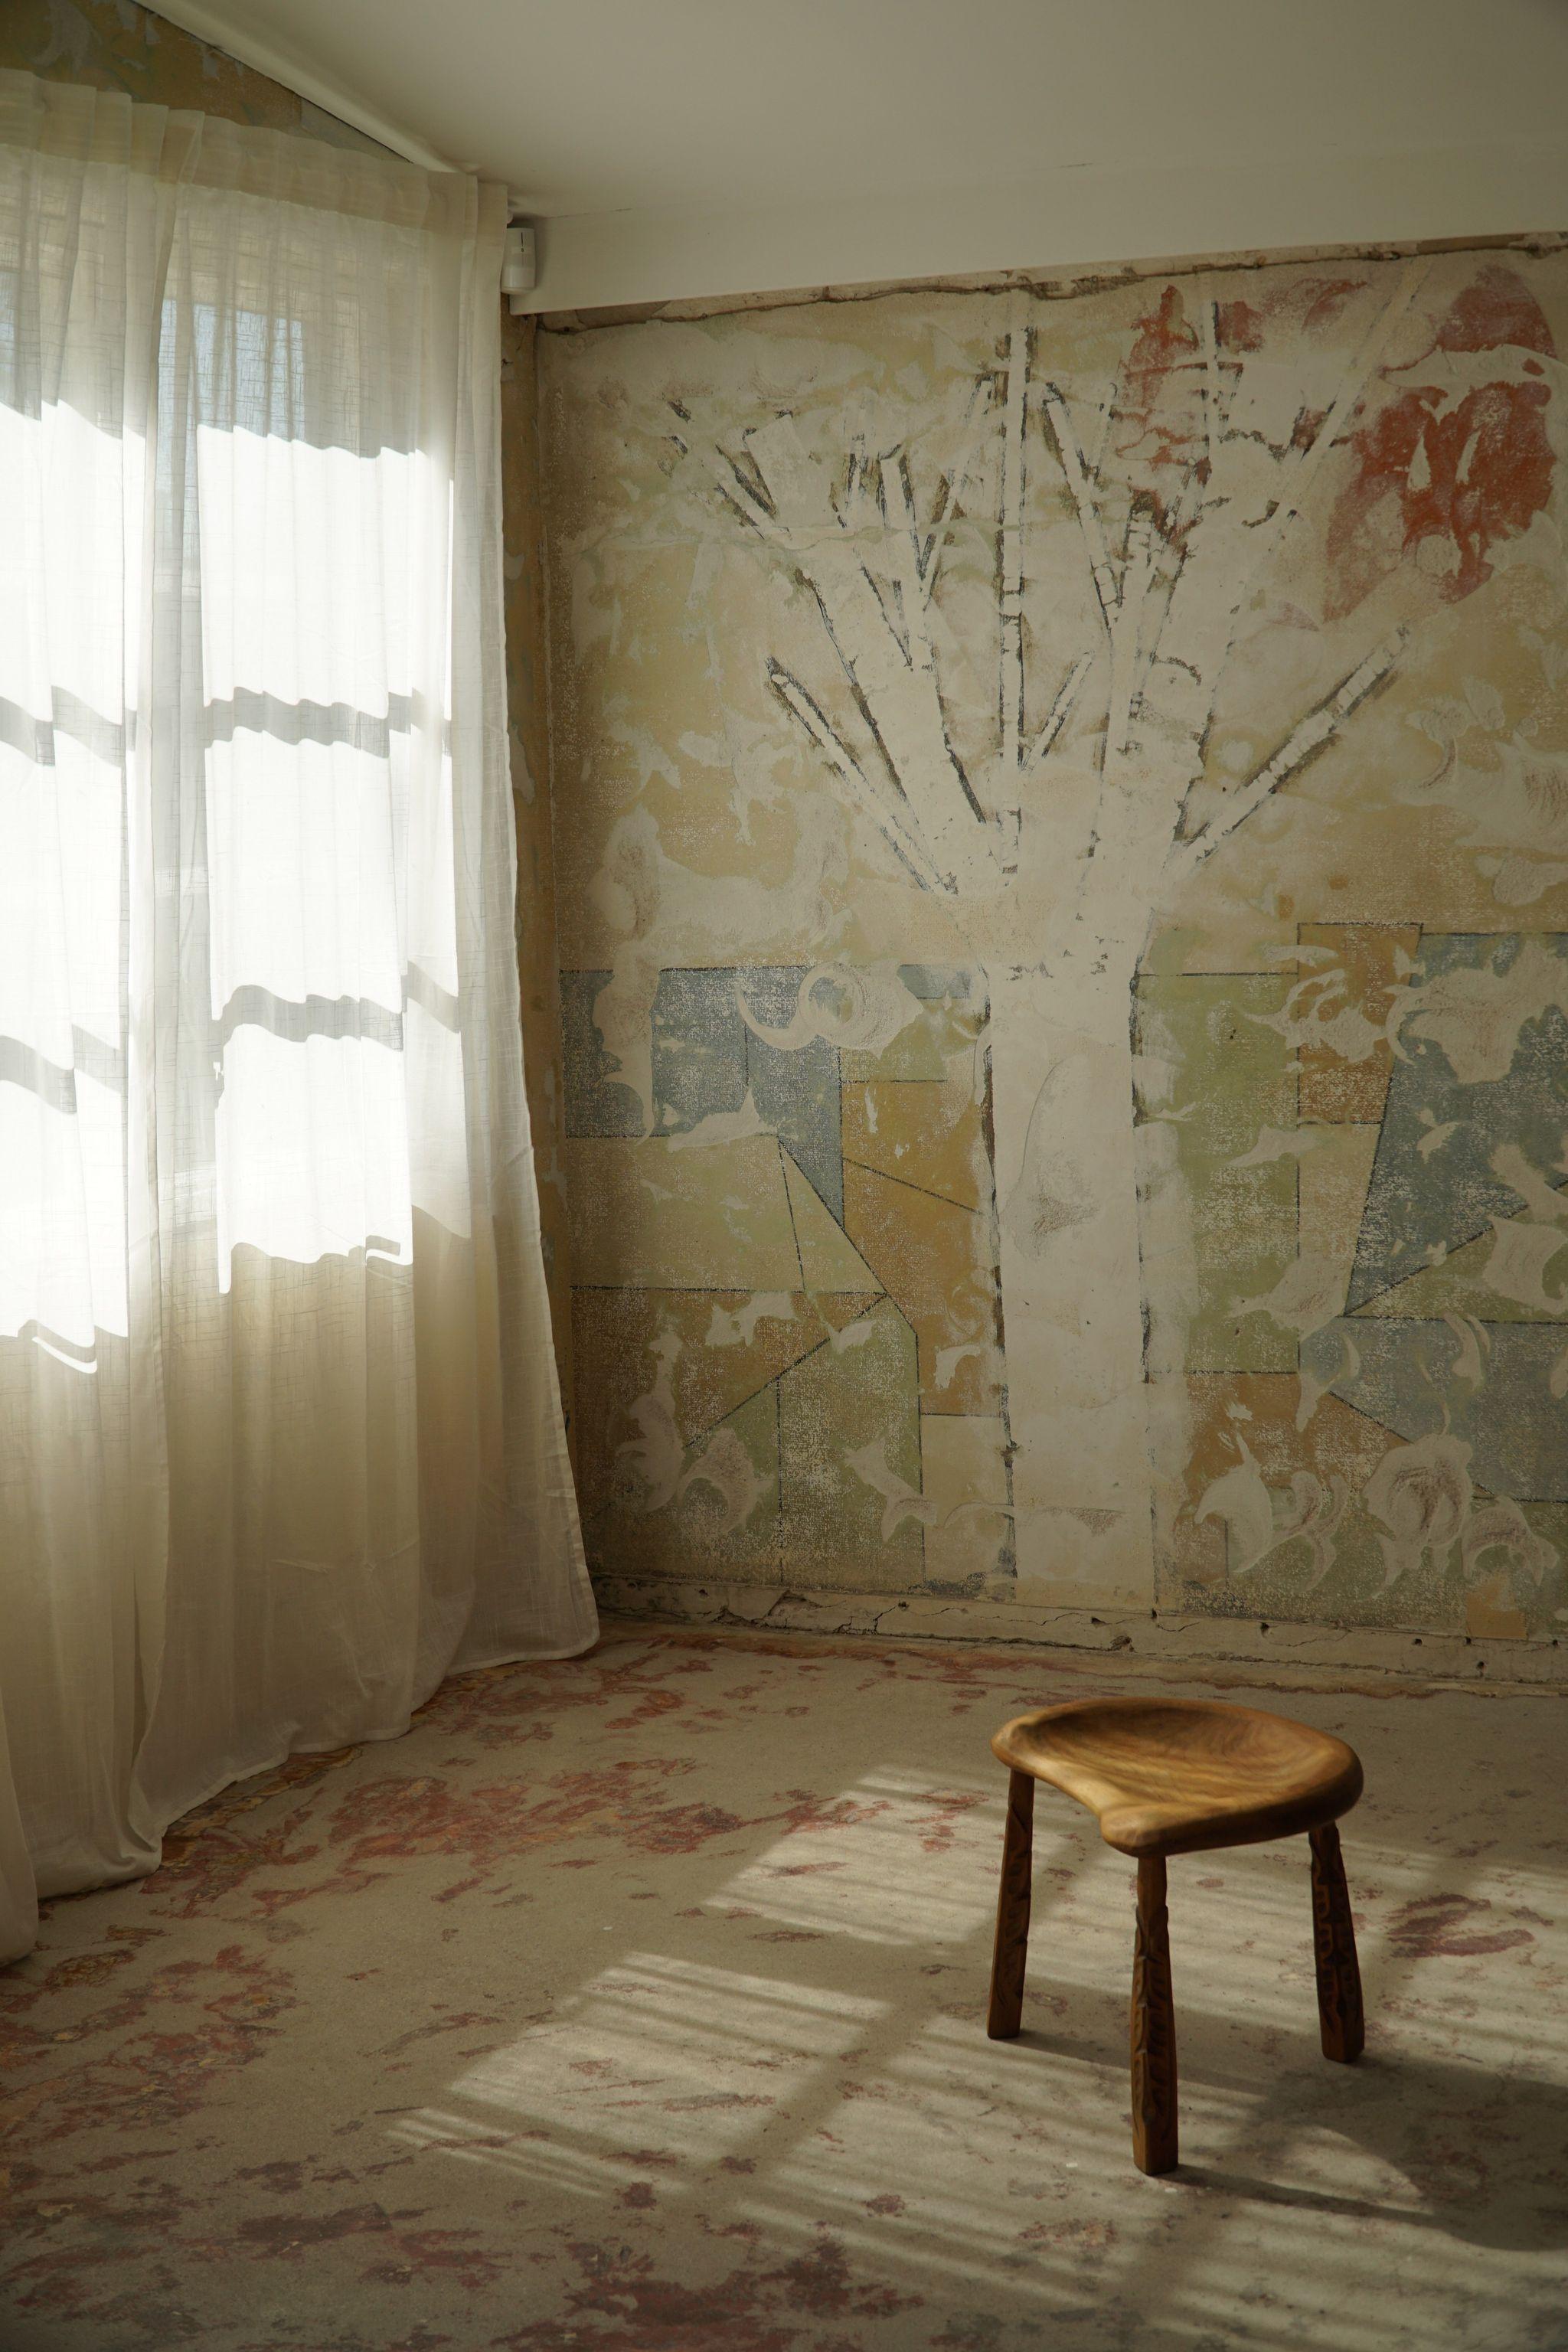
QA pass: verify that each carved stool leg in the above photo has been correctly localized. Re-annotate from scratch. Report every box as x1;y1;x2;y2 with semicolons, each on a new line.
1130;1853;1178;2174
987;1769;1035;2039
1308;1822;1364;2063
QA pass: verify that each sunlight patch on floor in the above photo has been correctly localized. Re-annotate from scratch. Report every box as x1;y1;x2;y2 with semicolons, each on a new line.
704;1763;1027;1944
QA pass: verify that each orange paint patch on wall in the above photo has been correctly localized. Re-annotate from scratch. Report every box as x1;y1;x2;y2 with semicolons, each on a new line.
1464;1570;1530;1642
841;1076;988;1210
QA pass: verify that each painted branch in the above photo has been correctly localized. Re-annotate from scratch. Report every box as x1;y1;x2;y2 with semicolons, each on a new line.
1086;385;1116;487
766;661;946;892
844;439;880;534
1130;1854;1179;2175
813;570;996;887
1199;297;1223;481
920;373;994;598
1038;381;1118;631
1173;626;1408;873
999;308;1029;777
880;453;937;682
1309;1823;1365;2064
987;1769;1035;2039
881;455;1024;862
1141;261;1429;805
856;456;922;663
689;439;789;550
1022;652;1093;780
862;563;910;664
731;416;995;889
1106;511;1156;760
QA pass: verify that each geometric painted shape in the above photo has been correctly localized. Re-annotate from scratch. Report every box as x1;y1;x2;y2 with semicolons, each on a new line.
739;967;844;1221
1351;1213;1568;1323
562;959;998;1595
1313;1316;1568;1500
782;1150;884;1294
636;963;845;1220
587;1378;784;1586
777;1295;923;1589
564;1134;802;1289
1347;935;1568;1312
1154;1349;1564;1633
570;1279;909;1590
1134;972;1298;1374
842;1072;989;1210
651;965;746;1135
560;969;643;1138
569;1282;816;1485
919;1412;1012;1586
678;1380;782;1551
1296;922;1420;1125
1465;1569;1531;1639
1164;1370;1395;1601
841;1158;998;1415
1297;1125;1381;1303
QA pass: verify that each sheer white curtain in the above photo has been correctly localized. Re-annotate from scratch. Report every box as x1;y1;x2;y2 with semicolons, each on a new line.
0;74;596;1964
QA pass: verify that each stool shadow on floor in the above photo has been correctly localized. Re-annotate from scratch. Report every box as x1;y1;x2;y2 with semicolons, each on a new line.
998;1998;1567;2252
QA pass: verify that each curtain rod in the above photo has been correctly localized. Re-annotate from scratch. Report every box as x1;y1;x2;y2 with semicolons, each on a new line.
143;1;464;179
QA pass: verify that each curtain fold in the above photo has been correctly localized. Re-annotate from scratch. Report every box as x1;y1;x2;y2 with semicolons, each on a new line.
0;73;596;1965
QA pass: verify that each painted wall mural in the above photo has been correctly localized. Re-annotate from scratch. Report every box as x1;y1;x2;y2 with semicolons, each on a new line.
540;245;1568;1648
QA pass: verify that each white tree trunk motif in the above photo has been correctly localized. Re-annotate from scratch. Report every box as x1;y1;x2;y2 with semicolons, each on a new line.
672;266;1430;1599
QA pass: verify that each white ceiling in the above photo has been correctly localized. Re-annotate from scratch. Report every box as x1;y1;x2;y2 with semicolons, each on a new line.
152;1;1568;312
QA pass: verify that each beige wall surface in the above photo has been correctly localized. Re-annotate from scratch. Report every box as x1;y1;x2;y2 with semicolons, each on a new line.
2;0;578;1416
541;243;1568;1681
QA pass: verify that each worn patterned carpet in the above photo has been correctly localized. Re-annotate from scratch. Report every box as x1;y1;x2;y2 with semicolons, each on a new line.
2;1631;1565;2352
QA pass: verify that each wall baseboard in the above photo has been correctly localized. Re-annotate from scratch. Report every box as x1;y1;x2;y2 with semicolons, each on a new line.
590;1574;1566;1695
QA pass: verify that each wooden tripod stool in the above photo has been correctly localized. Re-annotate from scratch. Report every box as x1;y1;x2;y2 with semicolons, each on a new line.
986;1696;1365;2175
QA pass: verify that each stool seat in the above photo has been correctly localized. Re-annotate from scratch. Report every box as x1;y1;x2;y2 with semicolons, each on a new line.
991;1694;1363;1859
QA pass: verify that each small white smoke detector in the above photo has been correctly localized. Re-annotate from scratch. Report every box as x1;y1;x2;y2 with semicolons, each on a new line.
501;222;537;312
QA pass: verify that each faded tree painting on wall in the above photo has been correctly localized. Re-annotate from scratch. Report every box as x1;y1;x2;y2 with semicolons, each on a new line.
542;244;1568;1645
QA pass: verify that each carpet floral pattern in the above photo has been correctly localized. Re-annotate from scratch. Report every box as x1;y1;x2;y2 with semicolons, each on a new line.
2;1633;1564;2350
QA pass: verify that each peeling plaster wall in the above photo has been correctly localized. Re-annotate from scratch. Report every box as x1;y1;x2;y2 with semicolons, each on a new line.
541;245;1568;1683
3;0;579;1413
500;311;577;1422
5;0;384;148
